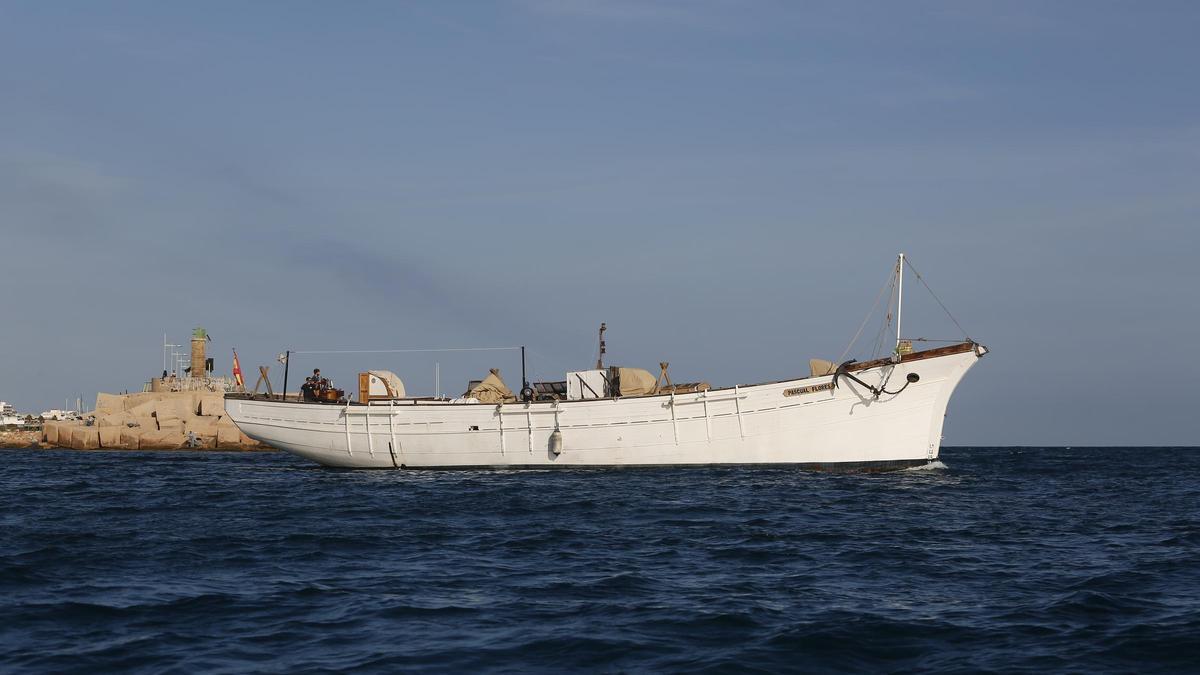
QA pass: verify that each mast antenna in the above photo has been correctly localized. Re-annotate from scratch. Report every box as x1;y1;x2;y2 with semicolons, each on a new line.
596;322;607;369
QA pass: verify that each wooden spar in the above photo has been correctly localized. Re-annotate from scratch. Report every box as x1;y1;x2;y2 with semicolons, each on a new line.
896;253;905;353
669;392;678;445
365;410;375;458
521;346;528;398
734;385;744;439
388;399;399;467
497;404;505;455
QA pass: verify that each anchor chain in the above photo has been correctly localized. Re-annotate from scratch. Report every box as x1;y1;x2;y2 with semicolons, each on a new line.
833;360;918;399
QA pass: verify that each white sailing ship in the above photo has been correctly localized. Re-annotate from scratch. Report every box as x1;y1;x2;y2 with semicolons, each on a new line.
226;255;987;470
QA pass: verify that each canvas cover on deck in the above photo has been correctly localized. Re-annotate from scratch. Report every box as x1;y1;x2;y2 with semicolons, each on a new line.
617;367;658;396
367;370;406;399
809;359;837;377
466;369;516;404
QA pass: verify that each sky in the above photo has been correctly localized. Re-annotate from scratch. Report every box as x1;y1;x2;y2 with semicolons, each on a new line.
1;1;1197;445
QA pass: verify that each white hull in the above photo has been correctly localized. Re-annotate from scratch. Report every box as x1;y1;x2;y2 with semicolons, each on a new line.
225;343;985;470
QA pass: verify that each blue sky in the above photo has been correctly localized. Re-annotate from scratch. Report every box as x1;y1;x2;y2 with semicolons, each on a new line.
1;1;1197;444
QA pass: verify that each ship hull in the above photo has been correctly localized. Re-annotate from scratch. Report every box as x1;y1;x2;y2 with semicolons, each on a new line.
225;343;983;470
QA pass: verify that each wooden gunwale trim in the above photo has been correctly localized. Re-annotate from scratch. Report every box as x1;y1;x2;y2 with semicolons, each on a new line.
845;341;976;373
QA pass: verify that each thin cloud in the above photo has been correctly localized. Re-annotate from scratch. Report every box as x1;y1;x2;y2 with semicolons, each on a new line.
514;0;738;27
0;153;133;239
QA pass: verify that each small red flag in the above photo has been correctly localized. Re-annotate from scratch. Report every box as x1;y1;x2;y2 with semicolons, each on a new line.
232;349;245;388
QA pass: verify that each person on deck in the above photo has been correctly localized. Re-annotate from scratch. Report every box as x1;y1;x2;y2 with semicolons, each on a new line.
307;369;323;387
302;368;328;401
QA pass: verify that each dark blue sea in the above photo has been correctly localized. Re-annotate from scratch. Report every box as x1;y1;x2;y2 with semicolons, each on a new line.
1;447;1198;673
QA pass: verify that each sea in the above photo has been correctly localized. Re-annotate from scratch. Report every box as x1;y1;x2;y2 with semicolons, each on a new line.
1;447;1197;673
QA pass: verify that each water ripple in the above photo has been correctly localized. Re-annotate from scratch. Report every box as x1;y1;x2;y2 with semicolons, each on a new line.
1;447;1198;672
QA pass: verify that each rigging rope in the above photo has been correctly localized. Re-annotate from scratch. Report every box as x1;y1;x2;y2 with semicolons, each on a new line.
291;346;522;355
841;256;975;364
903;258;973;342
837;269;896;366
870;274;898;360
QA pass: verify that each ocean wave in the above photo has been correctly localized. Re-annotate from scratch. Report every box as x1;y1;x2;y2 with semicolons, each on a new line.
1;446;1198;672
904;459;949;471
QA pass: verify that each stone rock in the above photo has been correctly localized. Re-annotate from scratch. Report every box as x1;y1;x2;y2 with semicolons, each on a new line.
187;392;203;416
138;429;186;449
98;427;123;448
96;413;132;428
69;427;100;450
127;400;159;417
198;394;226;417
120;428;143;450
185;417;218;436
152;393;189;420
95;392;124;415
121;392;160;412
217;425;242;447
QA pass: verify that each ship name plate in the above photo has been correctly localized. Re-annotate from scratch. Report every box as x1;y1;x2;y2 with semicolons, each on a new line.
783;383;834;397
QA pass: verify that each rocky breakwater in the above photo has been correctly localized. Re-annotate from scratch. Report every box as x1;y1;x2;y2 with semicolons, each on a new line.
41;392;270;451
0;430;41;448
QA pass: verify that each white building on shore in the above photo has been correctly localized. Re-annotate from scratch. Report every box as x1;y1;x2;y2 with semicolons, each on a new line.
2;401;29;426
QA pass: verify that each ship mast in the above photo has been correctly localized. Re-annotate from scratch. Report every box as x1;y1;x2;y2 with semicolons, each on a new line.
896;253;904;354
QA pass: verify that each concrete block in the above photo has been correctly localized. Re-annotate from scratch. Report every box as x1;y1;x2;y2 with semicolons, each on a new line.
198;394;226;417
138;429;186;449
69;427;100;450
98;427;123;448
95;392;124;415
96;413;131;428
217;425;241;447
43;422;60;445
127;400;158;417
180;394;198;418
153;398;187;426
185;417;218;436
120;428;143;450
121;392;158;412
